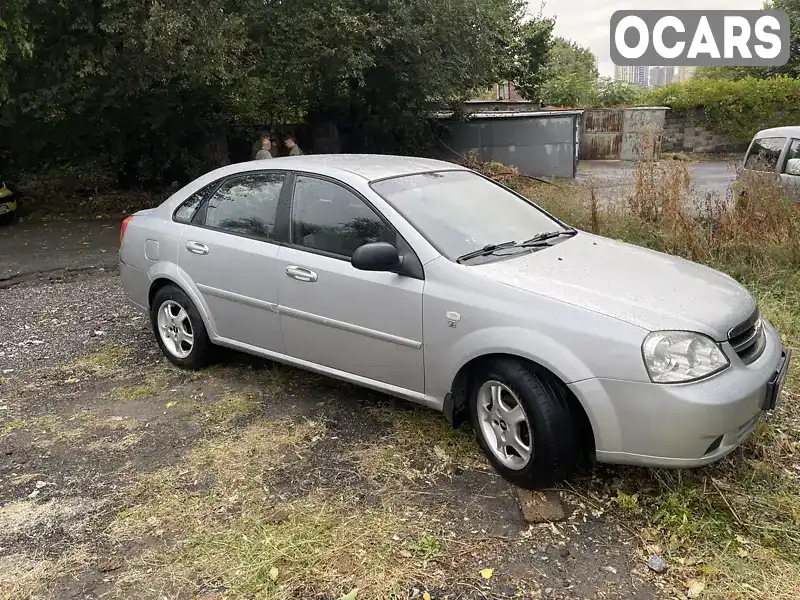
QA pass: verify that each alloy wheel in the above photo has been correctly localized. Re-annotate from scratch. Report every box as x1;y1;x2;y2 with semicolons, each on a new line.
157;300;194;359
476;380;534;470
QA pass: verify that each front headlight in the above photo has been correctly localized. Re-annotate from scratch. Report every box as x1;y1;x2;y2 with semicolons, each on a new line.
642;331;729;383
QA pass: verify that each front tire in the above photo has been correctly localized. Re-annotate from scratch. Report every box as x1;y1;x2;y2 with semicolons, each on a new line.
469;358;581;489
150;284;213;369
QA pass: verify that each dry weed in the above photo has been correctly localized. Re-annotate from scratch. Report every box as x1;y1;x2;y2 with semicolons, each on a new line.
0;549;91;600
109;415;471;599
470;154;800;600
354;407;487;483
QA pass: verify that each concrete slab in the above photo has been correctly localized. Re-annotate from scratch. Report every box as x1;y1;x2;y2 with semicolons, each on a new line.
517;488;566;523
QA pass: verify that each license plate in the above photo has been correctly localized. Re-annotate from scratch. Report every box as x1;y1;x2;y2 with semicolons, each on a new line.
763;348;792;411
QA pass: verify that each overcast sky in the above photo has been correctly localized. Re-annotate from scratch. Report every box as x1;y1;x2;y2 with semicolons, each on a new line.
537;0;764;76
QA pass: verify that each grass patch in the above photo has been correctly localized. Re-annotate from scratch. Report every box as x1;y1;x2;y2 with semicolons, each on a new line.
354;407;486;482
9;473;44;487
0;549;90;600
2;416;57;436
111;384;156;402
109;416;473;598
85;433;141;453
112;418;326;539
188;387;264;429
70;345;135;378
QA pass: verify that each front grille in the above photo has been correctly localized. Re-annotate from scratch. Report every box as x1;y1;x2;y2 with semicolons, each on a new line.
728;307;766;365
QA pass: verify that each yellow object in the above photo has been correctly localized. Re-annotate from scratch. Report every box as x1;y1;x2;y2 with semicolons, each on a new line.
0;182;17;217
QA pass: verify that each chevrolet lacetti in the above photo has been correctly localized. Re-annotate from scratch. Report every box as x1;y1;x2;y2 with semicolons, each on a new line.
119;155;791;488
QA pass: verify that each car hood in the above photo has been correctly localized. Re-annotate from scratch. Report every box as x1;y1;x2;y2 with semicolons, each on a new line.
471;232;756;340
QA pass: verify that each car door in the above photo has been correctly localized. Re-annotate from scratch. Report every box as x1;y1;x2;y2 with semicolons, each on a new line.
276;173;425;392
779;138;800;203
177;170;287;353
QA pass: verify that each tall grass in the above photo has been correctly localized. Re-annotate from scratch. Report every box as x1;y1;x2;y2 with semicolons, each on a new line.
476;157;800;599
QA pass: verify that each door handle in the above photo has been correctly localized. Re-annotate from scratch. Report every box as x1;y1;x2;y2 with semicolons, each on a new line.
285;265;318;282
186;241;209;255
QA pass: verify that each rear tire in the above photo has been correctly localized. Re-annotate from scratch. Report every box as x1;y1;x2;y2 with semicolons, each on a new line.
469;358;581;489
150;284;213;369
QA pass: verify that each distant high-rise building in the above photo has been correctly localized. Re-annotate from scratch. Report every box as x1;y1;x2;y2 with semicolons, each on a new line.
614;65;635;83
648;66;676;89
678;66;697;83
633;65;649;88
615;65;652;88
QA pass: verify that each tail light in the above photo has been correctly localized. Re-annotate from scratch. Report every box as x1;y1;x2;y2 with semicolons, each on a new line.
120;215;133;245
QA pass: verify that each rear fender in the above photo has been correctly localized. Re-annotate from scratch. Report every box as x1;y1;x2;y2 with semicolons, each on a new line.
147;262;219;338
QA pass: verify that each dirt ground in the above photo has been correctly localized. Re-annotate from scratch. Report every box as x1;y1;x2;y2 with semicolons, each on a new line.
0;221;665;599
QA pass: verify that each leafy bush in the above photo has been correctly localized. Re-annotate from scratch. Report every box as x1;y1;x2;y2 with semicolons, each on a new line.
592;77;646;108
644;76;800;141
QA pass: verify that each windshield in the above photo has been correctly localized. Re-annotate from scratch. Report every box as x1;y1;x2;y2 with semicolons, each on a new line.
370;170;567;260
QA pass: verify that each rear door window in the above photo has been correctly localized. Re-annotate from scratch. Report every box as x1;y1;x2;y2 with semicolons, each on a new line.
744;137;786;172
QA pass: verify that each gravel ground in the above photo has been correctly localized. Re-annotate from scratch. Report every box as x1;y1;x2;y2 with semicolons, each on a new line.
1;272;149;379
0;224;660;600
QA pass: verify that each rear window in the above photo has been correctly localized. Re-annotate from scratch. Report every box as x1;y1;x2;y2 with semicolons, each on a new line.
744;137;786;172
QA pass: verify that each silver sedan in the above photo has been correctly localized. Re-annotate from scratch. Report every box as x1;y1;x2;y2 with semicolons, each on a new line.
119;154;791;488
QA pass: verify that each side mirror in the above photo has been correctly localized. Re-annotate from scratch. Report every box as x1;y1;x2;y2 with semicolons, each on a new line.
351;242;402;272
786;158;800;176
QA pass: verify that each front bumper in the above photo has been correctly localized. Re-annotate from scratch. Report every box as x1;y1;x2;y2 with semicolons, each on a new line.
569;321;790;468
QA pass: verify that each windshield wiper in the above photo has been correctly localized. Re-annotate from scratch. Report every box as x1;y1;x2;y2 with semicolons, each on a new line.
520;229;578;246
457;241;517;263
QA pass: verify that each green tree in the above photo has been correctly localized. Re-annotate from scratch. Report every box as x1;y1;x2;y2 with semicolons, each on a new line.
765;0;800;78
513;15;555;102
593;77;645;107
695;0;800;80
0;0;32;63
540;37;598;106
1;0;526;184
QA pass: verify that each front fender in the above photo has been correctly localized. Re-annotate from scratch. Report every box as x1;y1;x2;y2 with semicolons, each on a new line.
430;325;595;404
146;262;219;338
433;326;616;439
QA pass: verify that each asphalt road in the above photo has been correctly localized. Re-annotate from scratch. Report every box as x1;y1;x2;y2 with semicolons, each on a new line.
576;159;740;206
0;219;121;287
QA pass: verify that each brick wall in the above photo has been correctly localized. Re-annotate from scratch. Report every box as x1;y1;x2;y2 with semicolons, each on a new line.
662;108;749;154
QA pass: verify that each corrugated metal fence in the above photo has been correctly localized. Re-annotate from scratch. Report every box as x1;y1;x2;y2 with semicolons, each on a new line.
432;110;583;178
580;107;668;160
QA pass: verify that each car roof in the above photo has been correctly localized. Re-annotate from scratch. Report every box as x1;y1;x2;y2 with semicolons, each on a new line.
754;126;800;139
166;154;471;210
245;154;466;182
